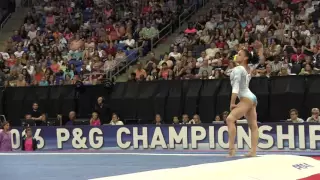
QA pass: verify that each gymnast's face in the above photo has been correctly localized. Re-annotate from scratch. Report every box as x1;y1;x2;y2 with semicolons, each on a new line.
235;50;248;64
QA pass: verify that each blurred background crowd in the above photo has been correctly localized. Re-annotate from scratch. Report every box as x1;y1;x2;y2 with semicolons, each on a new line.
0;0;319;87
0;0;191;87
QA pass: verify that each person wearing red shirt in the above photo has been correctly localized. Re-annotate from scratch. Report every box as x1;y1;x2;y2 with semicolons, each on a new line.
159;62;170;79
215;36;226;49
105;42;116;56
105;20;115;35
291;47;306;63
245;20;253;32
6;54;16;68
50;59;60;73
142;4;152;14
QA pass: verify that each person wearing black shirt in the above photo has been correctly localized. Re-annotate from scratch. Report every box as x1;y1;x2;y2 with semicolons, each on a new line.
311;5;320;29
255;57;267;76
25;103;45;126
93;97;110;124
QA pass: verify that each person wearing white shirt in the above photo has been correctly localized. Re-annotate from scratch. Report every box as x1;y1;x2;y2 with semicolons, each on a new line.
24;62;35;75
27;26;38;40
205;43;220;59
168;46;182;60
196;51;206;68
0;52;10;60
226;33;239;49
205;17;217;30
306;108;320;123
305;0;315;15
123;34;136;49
14;47;25;58
300;25;311;36
286;109;304;123
109;113;124;125
59;34;68;49
255;19;268;33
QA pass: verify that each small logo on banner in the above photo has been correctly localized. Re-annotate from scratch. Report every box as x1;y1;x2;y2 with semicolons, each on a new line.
292;163;314;170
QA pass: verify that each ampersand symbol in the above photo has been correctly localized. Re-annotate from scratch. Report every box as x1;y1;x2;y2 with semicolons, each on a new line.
72;128;88;149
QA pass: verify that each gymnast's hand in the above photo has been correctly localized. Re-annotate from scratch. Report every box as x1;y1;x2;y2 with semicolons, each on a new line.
230;104;237;111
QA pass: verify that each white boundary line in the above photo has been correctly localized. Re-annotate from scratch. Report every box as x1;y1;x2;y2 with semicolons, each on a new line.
0;152;238;156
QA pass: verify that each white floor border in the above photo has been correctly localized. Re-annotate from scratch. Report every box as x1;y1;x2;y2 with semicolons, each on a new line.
0;152;241;156
89;155;320;180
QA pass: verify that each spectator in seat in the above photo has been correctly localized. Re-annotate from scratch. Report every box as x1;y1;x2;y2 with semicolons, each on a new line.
189;114;201;124
153;114;162;125
134;62;147;80
200;70;210;79
158;62;170;79
197;59;213;78
222;111;229;122
146;69;159;81
172;116;180;124
255;57;267;76
299;64;314;75
291;47;306;63
184;22;197;35
264;64;273;78
109;113;124;125
90;112;101;126
169;46;182;61
21;127;37;151
279;66;289;76
181;67;195;80
306;108;320;123
196;51;207;68
214;115;221;122
139;22;159;40
181;114;189;124
205;17;217;31
205;43;220;59
64;111;77;126
270;56;283;74
16;74;27;87
25;103;45;126
128;73;137;82
286;109;304;123
122;34;136;49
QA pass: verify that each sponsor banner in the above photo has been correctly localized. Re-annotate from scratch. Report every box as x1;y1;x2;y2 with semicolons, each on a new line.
10;123;320;151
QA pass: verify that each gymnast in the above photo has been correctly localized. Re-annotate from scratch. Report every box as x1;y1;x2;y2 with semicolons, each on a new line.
226;49;259;157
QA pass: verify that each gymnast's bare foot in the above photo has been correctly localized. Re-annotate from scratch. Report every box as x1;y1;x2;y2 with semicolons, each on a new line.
226;148;236;158
244;151;256;157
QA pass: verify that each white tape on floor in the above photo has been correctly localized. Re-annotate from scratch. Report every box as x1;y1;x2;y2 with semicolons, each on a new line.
89;155;320;180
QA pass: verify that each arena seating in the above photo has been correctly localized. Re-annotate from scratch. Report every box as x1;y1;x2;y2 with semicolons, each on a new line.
0;0;200;86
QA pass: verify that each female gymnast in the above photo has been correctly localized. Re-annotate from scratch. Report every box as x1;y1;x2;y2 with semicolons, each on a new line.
226;49;259;157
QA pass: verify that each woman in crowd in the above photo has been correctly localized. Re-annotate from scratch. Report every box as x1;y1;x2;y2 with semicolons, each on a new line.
109;113;124;125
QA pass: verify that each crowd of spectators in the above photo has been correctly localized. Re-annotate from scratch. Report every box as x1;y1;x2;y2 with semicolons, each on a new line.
130;0;320;82
0;0;187;87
